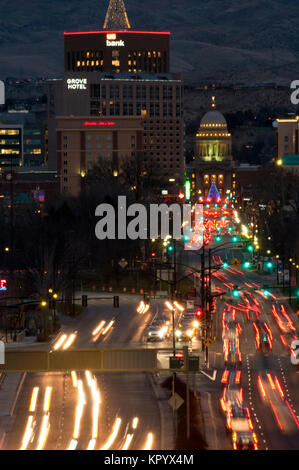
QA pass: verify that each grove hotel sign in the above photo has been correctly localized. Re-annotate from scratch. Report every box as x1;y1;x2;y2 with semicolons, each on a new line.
106;33;125;47
67;78;87;90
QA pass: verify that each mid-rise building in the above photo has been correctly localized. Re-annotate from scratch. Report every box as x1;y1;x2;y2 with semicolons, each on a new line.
275;116;299;171
0;124;23;167
48;1;184;197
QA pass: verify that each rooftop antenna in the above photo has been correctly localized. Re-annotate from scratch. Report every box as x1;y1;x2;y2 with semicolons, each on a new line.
103;0;131;30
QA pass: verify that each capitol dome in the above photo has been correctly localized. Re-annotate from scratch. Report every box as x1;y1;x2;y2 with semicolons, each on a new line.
200;97;227;129
195;96;232;163
200;110;227;128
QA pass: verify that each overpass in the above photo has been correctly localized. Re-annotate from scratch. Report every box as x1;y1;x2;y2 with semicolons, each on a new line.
0;348;198;373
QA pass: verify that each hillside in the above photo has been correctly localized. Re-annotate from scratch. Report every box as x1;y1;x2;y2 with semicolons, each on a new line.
0;0;299;83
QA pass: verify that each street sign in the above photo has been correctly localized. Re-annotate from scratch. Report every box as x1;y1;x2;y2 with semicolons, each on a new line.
291;276;296;287
232;258;240;267
188;356;199;371
204;337;214;347
118;258;128;269
284;269;290;282
169;356;184;369
168;392;184;411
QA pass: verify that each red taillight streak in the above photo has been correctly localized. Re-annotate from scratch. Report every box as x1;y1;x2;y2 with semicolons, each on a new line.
274;376;284;399
220;398;226;412
265;323;273;340
235;370;241;384
285;400;299;428
258;376;266;399
222;370;229;384
280;334;288;347
269;400;283;431
267;373;275;390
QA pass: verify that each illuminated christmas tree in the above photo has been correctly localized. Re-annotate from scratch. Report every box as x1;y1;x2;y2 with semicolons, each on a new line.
207;181;221;203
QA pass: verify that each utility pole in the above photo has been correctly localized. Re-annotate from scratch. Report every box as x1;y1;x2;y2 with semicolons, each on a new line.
184;346;190;439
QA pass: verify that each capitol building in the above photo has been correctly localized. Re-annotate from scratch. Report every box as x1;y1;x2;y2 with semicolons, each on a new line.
186;96;235;200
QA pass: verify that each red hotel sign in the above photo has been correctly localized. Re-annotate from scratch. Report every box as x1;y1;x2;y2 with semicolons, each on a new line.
83;121;116;127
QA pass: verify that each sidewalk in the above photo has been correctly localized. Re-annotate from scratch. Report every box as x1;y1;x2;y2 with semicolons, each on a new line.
149;373;175;450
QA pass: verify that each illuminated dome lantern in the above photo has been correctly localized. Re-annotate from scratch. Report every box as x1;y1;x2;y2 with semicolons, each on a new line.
196;96;232;163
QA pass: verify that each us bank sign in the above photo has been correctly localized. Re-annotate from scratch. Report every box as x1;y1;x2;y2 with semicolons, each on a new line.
106;33;125;47
67;78;87;90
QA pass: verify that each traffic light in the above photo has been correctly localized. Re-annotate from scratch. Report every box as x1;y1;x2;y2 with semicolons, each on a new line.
232;286;240;297
263;286;270;297
266;261;273;269
151;252;156;257
167;245;174;252
223;262;229;268
232;236;238;243
216;235;222;242
210;298;216;313
195;308;203;318
247;244;254;252
184;235;190;242
113;295;119;308
243;261;251;269
228;227;233;232
82;295;88;307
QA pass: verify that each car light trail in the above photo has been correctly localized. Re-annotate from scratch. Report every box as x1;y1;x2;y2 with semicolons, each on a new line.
132;417;139;429
63;333;77;350
100;417;122;450
269;400;284;431
87;439;96;450
122;433;134;450
43;387;52;412
53;334;67;350
73;380;86;440
274;377;284;399
36;414;50;450
92;320;106;336
173;301;184;311
88;376;101;442
267;373;275;390
20;415;34;450
165;301;174;310
221;370;229;384
29;387;39;412
258;376;266;400
102;320;115;336
285;400;299;428
67;439;78;450
71;371;78;388
143;432;153;450
137;301;145;313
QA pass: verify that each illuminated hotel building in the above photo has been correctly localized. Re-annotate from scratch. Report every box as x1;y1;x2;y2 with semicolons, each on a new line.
48;28;184;196
186;97;235;200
